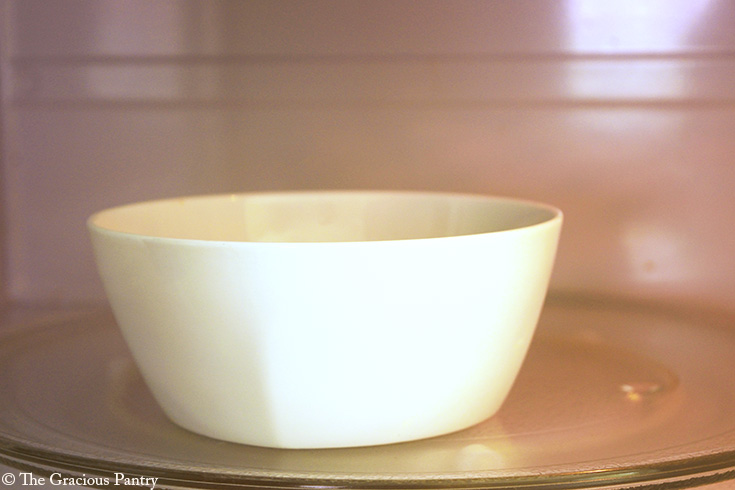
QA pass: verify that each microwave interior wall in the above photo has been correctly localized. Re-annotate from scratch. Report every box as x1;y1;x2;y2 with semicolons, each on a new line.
1;0;735;312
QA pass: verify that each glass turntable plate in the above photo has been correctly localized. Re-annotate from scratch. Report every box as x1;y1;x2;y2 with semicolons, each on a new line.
1;296;735;489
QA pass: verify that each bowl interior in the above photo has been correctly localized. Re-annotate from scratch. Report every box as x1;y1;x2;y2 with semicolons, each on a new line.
89;192;560;243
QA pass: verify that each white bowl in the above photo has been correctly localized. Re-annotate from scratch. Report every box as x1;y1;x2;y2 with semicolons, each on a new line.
88;191;562;449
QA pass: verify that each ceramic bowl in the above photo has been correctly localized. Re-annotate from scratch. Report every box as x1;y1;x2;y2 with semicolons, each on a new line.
88;191;562;449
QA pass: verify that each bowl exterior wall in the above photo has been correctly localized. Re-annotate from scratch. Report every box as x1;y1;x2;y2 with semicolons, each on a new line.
89;211;561;448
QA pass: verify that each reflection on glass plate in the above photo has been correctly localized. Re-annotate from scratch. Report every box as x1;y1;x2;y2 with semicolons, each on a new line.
1;296;734;489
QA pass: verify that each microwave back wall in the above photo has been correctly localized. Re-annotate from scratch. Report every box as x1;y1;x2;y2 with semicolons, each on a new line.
2;0;734;309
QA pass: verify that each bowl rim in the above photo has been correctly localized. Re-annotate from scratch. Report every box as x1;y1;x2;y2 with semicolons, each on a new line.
87;189;563;246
